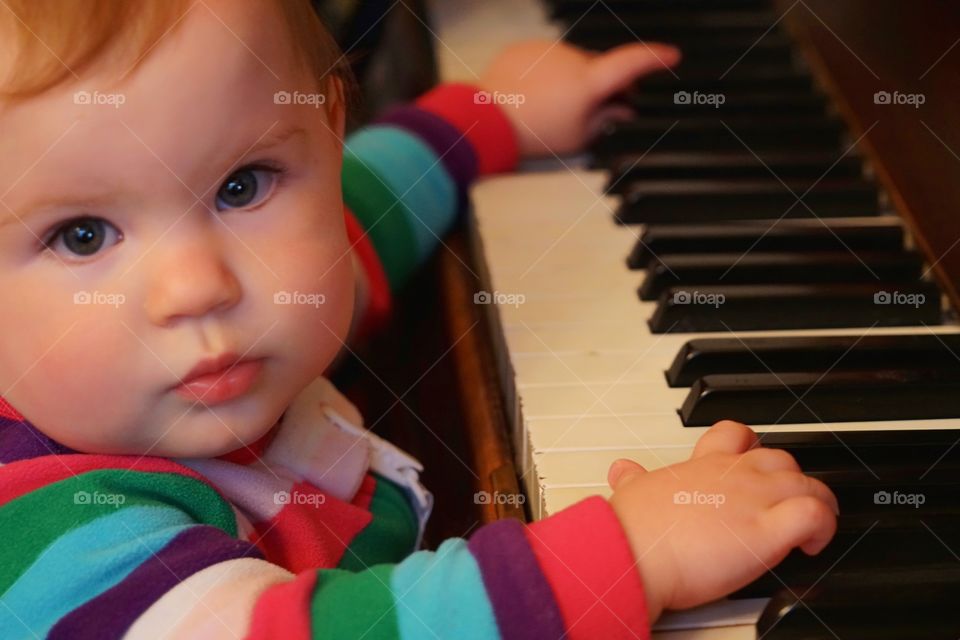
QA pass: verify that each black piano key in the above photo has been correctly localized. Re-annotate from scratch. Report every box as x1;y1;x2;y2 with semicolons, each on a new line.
740;522;960;597
640;69;814;93
626;222;902;268
667;333;960;387
755;567;960;638
570;30;793;57
605;149;862;186
628;90;827;118
639;251;923;300
729;432;960;603
732;445;960;597
567;11;782;44
648;282;942;333
646;51;799;79
679;369;960;426
594;117;846;159
609;8;779;26
549;0;767;18
759;428;960;472
670;37;796;66
812;470;960;517
617;179;879;223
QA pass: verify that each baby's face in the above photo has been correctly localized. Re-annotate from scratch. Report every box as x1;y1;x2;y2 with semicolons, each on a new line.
0;1;354;457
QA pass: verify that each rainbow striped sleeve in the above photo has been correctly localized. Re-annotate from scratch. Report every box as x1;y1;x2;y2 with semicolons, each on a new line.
0;425;649;638
343;82;519;337
245;496;650;640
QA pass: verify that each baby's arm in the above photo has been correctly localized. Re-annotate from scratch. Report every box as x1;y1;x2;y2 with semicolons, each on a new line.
341;80;520;341
342;40;680;342
0;455;648;638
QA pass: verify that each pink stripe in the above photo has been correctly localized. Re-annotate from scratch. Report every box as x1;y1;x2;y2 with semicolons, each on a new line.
0;455;223;506
246;570;317;640
415;83;519;175
0;396;23;420
524;496;650;640
249;479;373;572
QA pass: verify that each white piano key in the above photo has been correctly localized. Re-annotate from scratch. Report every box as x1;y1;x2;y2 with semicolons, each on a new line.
532;447;696;487
426;0;560;83
528;415;701;452
513;349;682;384
520;377;685;417
541;484;611;516
654;603;764;639
653;624;756;640
503;321;960;354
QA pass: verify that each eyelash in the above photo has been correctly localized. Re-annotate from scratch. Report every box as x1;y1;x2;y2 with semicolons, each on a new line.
39;161;289;259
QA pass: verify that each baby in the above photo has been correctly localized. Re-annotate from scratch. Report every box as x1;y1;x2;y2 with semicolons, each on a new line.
0;1;839;638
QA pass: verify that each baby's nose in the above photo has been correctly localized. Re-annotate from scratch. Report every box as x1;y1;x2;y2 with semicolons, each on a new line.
144;243;242;327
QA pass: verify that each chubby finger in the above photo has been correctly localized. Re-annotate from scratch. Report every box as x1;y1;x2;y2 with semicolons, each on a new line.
608;458;647;489
767;471;840;517
760;495;838;556
589;42;681;103
742;447;802;474
692;420;760;458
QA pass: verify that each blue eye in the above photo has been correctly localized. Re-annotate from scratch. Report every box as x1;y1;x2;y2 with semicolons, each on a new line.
215;166;279;211
45;217;122;260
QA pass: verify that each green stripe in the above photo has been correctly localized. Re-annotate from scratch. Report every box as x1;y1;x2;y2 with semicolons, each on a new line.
0;469;236;592
310;565;400;639
342;149;420;291
338;474;418;572
345;127;457;262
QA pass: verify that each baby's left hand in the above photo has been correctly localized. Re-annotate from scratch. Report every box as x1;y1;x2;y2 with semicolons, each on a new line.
479;39;681;157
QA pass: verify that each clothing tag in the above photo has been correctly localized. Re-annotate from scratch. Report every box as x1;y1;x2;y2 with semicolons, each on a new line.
322;406;434;550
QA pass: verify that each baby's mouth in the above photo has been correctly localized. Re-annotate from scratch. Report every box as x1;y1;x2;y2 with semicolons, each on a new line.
171;357;265;405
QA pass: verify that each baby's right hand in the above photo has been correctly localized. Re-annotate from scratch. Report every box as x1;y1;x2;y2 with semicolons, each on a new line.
608;420;838;621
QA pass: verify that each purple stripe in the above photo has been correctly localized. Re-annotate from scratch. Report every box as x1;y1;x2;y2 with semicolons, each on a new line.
375;105;478;194
49;525;263;639
0;417;74;463
467;518;567;640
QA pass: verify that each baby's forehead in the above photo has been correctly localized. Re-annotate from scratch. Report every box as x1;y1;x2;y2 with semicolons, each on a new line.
0;2;324;207
117;1;312;106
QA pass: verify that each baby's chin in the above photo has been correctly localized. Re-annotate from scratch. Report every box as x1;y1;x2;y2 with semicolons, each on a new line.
60;408;284;458
149;413;283;459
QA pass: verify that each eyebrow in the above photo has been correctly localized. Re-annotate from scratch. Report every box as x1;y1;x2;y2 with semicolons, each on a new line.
0;123;308;229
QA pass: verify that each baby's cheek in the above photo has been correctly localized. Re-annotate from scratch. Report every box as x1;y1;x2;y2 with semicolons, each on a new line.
4;312;141;450
244;217;352;375
288;242;355;357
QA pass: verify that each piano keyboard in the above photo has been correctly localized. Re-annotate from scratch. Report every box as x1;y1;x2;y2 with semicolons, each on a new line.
430;0;960;636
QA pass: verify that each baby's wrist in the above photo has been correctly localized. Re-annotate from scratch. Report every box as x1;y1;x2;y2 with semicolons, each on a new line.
608;494;670;622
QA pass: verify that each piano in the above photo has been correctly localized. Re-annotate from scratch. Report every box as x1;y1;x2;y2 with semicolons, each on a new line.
425;0;960;637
